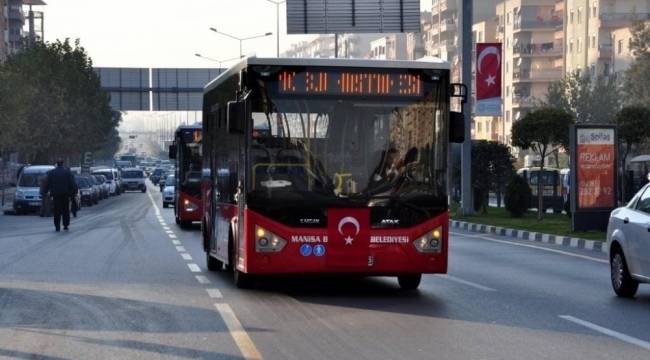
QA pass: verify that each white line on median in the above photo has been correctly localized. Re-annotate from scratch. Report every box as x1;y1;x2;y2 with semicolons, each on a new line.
187;263;201;273
214;303;263;360
450;231;608;264
440;274;497;292
180;253;192;261
560;315;650;350
206;288;223;298
175;246;186;252
196;275;211;284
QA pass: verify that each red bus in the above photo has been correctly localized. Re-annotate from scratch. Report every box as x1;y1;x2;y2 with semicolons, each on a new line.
169;124;203;228
201;57;463;289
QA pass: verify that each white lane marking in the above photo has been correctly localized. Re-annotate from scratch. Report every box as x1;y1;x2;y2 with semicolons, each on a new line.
214;303;263;360
168;234;177;239
160;222;167;227
187;263;201;273
207;288;223;298
451;231;608;264
165;230;174;234
176;246;187;252
172;240;181;245
560;315;650;350
163;226;171;230
439;274;497;292
196;275;211;284
181;253;192;261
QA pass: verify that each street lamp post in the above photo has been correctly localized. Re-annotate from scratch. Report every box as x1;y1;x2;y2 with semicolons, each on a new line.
264;0;286;57
194;54;244;74
209;28;272;58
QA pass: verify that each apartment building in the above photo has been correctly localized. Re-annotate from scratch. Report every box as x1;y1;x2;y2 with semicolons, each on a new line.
369;33;408;60
1;0;24;61
496;0;564;145
610;21;650;74
407;12;432;60
283;36;336;58
564;0;650;77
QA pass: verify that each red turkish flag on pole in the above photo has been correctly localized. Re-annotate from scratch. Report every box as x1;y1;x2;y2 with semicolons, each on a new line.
476;43;502;116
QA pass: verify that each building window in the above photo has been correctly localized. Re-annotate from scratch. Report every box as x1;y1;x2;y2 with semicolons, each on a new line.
506;111;511;123
604;63;610;75
591;35;596;49
590;64;596;75
507;12;511;25
506;86;510;97
578;7;583;24
592;3;597;18
618;39;623;54
570;10;574;24
578;38;582;53
569;39;574;53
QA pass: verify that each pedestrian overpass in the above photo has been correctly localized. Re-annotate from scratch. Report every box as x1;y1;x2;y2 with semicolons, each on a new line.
95;67;222;111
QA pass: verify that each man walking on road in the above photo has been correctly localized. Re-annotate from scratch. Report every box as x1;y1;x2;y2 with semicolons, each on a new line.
44;159;75;232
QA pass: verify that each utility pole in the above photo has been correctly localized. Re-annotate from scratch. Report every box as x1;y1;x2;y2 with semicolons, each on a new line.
460;0;473;215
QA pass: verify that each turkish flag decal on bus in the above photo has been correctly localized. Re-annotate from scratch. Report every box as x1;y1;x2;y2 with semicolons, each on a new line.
326;208;371;268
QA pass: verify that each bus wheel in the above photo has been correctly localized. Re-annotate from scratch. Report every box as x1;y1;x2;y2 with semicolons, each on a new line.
207;253;223;272
398;274;422;290
234;270;253;289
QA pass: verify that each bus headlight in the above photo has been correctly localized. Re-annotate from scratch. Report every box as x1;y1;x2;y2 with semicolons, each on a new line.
183;199;198;212
255;226;287;253
413;226;443;253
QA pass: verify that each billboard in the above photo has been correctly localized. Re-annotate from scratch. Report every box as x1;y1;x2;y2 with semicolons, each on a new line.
570;125;618;231
287;0;420;34
475;43;502;116
576;128;616;209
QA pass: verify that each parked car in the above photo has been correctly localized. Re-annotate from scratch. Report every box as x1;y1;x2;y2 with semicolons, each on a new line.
94;175;110;199
121;168;146;192
607;184;650;298
87;175;103;203
92;168;120;195
149;168;165;185
13;165;55;214
162;175;175;208
76;176;96;206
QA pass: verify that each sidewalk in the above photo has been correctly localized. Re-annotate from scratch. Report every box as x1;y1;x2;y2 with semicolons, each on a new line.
1;186;16;213
450;219;608;254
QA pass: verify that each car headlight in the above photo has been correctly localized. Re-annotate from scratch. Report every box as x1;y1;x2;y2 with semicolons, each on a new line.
413;226;443;253
183;199;198;212
81;190;91;195
255;226;287;253
15;190;25;199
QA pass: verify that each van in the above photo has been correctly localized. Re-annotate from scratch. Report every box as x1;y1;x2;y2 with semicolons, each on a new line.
120;168;146;192
13;165;55;214
92;168;121;195
516;167;564;213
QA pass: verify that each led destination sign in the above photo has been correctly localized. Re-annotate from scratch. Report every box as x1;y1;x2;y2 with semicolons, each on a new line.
278;69;424;97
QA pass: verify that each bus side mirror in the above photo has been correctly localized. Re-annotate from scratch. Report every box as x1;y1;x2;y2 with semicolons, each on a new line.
449;112;465;143
227;100;246;134
168;144;176;160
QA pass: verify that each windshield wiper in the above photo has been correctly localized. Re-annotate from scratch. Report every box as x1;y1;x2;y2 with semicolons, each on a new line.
353;194;431;216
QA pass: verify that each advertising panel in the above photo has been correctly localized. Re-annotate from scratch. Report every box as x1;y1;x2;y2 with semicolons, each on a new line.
475;43;502;116
576;128;616;209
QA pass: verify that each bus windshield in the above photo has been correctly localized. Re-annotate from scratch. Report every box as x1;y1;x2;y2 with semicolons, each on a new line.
177;129;202;196
248;91;447;227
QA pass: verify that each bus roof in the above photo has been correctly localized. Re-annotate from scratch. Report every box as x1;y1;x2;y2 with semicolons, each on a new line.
204;56;451;94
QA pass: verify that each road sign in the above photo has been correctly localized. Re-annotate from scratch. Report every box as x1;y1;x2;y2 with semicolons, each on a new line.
286;0;420;34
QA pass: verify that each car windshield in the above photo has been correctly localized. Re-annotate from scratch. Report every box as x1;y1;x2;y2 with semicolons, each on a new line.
165;176;175;186
19;173;47;187
75;177;90;188
122;170;143;178
93;171;113;180
245;85;448;227
529;171;558;186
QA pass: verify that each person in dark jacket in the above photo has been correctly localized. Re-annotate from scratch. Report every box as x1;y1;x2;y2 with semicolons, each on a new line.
44;159;75;231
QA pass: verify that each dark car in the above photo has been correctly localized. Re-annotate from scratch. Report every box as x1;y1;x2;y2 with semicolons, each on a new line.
76;176;98;206
150;168;165;185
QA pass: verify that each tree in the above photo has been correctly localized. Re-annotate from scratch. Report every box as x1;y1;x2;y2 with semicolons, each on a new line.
625;21;650;105
615;106;650;201
0;39;119;163
511;108;574;220
471;141;515;213
543;71;620;124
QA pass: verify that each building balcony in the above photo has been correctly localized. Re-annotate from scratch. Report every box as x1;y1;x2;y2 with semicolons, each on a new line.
513;42;563;57
440;19;457;33
513;68;562;82
512;95;537;108
600;13;650;28
432;0;456;14
514;17;562;32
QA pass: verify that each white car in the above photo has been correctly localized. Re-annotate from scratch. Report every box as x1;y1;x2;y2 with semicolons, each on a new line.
92;168;120;195
120;168;146;193
607;184;650;298
162;175;175;208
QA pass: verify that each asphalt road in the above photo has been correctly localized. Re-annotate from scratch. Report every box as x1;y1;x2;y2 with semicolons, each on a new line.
1;182;649;359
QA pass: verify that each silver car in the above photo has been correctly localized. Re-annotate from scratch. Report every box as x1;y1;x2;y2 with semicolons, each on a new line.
607;184;650;297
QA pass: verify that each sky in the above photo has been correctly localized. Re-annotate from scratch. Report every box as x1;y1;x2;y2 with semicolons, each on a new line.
44;0;431;68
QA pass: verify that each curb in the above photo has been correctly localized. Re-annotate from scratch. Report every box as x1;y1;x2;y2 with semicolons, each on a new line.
450;220;607;254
